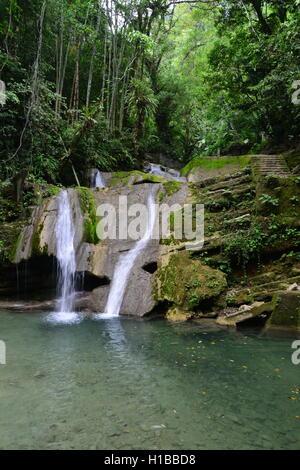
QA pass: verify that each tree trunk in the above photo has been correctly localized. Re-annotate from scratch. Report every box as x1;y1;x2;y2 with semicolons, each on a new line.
86;0;102;108
250;0;272;34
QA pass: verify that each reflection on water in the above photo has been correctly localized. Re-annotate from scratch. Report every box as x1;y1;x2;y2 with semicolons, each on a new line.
94;314;129;359
0;311;299;450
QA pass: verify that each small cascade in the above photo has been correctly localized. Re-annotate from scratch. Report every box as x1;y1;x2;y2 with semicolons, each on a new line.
102;189;156;317
50;190;78;323
95;170;105;188
146;162;185;182
89;169;105;188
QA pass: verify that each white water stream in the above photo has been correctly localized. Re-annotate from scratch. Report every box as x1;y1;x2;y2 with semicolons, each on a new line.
49;190;78;323
102;190;156;317
95;170;105;188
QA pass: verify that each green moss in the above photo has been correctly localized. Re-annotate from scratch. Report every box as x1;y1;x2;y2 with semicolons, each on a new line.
30;225;48;257
77;187;100;244
182;155;251;177
156;251;227;313
0;220;26;264
162;180;182;197
44;186;61;197
110;171;165;186
282;149;300;172
158;192;164;202
9;232;21;262
266;292;300;330
256;175;300;218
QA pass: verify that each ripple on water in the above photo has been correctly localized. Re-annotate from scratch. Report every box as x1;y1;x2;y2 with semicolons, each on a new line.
46;311;84;325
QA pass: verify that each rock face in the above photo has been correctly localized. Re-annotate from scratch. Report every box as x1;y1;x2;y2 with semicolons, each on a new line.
10;180;184;317
266;292;300;330
2;156;300;329
216;301;274;327
81;183;161;316
156;250;227;320
14;188;84;263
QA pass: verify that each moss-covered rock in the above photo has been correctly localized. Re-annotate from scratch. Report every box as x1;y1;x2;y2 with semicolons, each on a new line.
156;251;227;319
182;155;251;180
282;148;300;173
77;187;100;244
157;180;183;202
109;171;165;187
256;175;300;218
266;292;300;330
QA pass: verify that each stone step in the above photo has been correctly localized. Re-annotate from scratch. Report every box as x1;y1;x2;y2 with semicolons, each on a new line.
253;154;291;178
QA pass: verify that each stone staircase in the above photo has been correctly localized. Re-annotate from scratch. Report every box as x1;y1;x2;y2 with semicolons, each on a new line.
253;154;291;178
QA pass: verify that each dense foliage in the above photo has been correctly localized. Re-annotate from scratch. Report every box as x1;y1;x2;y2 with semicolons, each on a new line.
0;0;299;184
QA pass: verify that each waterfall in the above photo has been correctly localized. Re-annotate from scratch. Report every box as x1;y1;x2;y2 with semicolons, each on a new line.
49;190;78;323
88;169;105;188
95;170;105;188
103;190;156;317
149;163;168;177
148;163;184;181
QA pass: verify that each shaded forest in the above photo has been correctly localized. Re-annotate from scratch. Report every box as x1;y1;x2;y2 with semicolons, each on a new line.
0;0;299;184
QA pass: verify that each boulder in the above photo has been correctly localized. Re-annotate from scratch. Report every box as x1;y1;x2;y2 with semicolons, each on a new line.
155;250;227;320
266;292;300;330
216;301;273;326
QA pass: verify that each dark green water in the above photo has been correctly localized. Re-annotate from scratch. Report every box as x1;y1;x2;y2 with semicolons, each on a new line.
0;311;299;450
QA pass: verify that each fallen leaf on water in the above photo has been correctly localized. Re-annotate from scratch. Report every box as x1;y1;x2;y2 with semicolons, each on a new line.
289;396;297;400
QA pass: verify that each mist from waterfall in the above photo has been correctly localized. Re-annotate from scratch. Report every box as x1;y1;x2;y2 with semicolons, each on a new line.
102;189;156;318
49;190;78;323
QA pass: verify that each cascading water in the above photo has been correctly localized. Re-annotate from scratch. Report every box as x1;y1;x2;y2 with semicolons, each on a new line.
102;189;156;318
95;170;105;188
88;169;105;188
147;163;185;182
48;190;78;323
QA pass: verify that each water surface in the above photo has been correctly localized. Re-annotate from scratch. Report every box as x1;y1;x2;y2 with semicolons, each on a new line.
0;312;299;450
